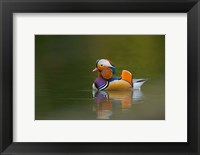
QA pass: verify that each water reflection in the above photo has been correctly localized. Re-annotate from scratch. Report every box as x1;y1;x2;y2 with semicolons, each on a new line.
93;90;144;119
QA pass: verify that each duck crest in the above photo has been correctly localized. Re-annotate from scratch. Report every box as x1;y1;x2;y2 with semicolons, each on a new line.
104;58;116;74
104;58;115;67
96;59;100;67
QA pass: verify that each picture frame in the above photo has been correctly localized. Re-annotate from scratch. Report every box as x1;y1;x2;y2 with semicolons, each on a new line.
0;0;199;154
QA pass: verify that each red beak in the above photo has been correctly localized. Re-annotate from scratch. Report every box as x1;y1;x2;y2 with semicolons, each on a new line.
92;67;98;72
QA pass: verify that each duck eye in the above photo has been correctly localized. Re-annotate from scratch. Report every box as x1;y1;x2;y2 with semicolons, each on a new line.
101;64;103;66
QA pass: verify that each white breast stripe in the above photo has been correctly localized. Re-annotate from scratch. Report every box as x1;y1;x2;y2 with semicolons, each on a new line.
99;81;109;91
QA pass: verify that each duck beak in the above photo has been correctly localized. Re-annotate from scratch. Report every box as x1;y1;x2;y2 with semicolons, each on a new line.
92;67;98;72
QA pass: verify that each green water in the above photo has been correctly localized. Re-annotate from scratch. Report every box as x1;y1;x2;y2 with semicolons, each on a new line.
35;35;165;120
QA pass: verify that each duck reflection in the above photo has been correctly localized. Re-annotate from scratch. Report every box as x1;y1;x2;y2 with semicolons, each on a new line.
93;90;144;119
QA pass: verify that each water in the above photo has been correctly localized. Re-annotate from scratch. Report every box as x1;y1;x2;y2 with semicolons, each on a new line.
35;35;165;120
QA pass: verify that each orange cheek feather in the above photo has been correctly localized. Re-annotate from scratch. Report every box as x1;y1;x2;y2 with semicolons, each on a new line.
101;67;113;80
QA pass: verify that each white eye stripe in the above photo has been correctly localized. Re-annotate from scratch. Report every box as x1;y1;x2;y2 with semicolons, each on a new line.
98;59;113;67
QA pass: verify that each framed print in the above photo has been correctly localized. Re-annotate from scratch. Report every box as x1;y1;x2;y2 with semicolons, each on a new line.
14;14;186;143
0;0;200;154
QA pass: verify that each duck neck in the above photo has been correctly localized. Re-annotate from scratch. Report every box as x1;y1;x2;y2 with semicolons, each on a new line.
98;72;101;77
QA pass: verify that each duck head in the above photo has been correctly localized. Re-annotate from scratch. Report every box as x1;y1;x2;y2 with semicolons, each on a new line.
92;59;116;74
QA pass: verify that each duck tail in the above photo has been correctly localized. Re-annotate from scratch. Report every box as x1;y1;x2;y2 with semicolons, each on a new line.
133;79;147;89
121;70;133;86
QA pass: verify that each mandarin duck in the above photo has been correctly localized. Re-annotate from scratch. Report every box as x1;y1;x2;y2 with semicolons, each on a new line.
92;59;146;91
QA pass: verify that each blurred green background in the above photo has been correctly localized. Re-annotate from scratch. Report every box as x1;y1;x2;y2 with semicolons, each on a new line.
35;35;165;120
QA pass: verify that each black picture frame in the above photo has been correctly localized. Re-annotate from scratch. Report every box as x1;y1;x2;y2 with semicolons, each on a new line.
0;0;199;154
